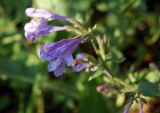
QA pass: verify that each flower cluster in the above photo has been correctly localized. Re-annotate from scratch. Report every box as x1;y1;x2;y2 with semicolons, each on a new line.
24;8;87;77
73;53;98;72
39;35;87;77
24;8;71;42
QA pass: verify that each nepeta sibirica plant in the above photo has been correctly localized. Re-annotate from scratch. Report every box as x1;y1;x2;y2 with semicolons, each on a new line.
24;8;159;113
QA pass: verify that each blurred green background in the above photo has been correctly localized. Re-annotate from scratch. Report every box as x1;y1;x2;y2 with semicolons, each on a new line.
0;0;160;113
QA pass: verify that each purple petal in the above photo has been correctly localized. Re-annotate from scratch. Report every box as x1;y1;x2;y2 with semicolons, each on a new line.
54;63;66;77
139;99;143;113
48;58;67;77
48;59;62;72
39;35;86;61
38;45;52;61
76;53;88;61
26;8;69;21
76;53;85;60
24;19;68;41
65;54;73;66
124;100;132;113
25;31;36;41
73;63;86;72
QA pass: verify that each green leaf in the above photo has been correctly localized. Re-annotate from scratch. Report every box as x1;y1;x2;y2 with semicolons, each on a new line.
96;2;108;11
88;70;103;81
146;64;160;82
106;47;125;63
0;96;10;110
138;81;160;97
106;57;126;63
78;82;107;113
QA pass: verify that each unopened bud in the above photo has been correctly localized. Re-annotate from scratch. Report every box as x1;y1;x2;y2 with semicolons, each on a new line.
96;85;110;92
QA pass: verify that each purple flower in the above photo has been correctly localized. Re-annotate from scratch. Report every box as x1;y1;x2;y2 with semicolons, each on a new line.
73;63;86;72
38;34;87;77
26;8;70;21
48;58;66;76
139;99;143;113
76;53;88;61
24;18;68;42
72;53;87;72
72;53;98;72
124;99;132;113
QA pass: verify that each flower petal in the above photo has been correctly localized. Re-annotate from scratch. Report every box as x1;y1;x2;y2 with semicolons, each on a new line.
39;35;86;61
24;19;67;41
54;63;66;77
38;45;53;61
65;54;73;66
26;8;69;21
48;59;62;72
139;99;143;113
73;63;86;72
124;99;132;113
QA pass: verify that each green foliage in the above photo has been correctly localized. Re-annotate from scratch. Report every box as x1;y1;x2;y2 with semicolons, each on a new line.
88;69;103;81
78;82;107;113
138;81;160;97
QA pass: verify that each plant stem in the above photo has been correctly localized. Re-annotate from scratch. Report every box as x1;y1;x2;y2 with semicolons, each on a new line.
90;36;129;89
68;19;88;33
